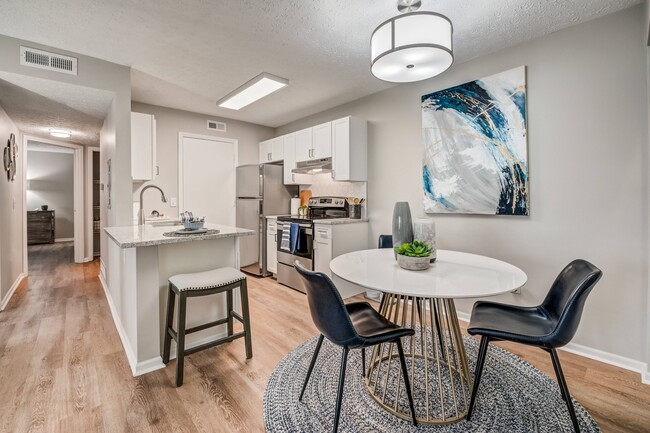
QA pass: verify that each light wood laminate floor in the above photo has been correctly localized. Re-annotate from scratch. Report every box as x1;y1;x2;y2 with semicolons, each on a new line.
0;243;648;432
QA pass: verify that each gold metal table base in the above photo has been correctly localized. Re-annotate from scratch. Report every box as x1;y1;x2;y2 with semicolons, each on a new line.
365;294;471;425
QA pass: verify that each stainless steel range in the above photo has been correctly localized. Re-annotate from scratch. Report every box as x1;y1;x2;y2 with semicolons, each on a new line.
276;196;349;292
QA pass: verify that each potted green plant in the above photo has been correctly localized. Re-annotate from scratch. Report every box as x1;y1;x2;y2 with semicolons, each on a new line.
394;241;433;271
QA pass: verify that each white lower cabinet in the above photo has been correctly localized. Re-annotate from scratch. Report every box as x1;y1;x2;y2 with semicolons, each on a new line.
314;226;333;277
267;219;278;274
313;222;369;298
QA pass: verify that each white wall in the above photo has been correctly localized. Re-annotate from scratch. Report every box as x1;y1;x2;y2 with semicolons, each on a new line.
0;104;24;305
26;150;74;239
130;102;274;219
277;7;650;365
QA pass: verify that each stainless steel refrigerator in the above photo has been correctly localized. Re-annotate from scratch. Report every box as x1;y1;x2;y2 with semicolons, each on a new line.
236;164;296;276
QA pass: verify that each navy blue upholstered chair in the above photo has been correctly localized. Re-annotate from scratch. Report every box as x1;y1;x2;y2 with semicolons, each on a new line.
466;259;602;432
294;261;417;432
378;234;393;249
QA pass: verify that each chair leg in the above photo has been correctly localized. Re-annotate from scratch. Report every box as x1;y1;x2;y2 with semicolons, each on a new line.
467;336;490;421
549;348;580;433
162;284;176;364
226;287;234;337
299;334;324;402
333;347;349;433
396;339;417;426
239;279;253;359
175;292;187;387
361;348;366;376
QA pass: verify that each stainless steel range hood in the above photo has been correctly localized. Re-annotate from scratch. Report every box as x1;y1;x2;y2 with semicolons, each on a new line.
292;157;332;174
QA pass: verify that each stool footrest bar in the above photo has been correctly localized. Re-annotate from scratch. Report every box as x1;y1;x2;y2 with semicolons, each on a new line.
186;318;229;335
184;331;247;356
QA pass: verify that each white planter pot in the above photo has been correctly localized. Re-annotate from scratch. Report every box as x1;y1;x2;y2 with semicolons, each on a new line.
396;254;431;271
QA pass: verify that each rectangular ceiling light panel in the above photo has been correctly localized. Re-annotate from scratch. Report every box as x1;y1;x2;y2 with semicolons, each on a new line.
217;73;288;110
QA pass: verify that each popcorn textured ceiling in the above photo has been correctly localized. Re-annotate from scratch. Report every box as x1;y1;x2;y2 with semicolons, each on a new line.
0;0;641;128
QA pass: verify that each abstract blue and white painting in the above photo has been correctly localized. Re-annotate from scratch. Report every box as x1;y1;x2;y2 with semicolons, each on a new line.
422;66;528;215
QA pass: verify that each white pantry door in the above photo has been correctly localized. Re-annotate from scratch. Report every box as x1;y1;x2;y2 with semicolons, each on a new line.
179;134;237;226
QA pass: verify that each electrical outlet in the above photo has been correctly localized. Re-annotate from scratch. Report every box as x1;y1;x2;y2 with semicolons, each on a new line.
170;197;177;207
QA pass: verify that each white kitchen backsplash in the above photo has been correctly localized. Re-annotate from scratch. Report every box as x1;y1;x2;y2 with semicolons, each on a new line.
300;173;366;199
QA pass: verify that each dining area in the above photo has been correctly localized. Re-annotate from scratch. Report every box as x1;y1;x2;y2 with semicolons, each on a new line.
263;219;603;432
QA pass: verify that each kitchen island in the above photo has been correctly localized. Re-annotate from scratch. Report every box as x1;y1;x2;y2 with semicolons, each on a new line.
103;223;253;376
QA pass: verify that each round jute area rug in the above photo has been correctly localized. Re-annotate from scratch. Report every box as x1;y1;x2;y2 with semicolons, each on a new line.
264;335;600;432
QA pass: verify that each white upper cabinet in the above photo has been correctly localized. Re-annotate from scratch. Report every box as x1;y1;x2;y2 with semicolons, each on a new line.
312;122;332;160
282;133;311;185
295;122;332;162
295;128;313;162
259;137;284;163
131;112;156;181
332;116;367;182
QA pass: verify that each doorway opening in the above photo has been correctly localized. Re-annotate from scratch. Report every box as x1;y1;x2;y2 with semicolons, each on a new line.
86;147;101;259
24;137;84;266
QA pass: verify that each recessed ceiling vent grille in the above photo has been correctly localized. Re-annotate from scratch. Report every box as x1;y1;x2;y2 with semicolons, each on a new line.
20;46;78;75
207;120;226;132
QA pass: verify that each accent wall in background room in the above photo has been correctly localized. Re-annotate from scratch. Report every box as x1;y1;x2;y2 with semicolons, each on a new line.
26;146;74;240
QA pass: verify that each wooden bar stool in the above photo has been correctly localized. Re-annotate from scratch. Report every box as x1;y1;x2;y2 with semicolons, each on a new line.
162;267;253;387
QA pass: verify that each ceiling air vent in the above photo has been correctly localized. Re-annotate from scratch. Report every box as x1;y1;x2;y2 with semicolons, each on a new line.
207;120;226;132
20;46;78;75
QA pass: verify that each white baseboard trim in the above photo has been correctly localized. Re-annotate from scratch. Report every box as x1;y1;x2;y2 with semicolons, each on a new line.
561;342;649;384
99;259;106;282
135;357;166;376
98;272;138;376
455;309;649;384
54;238;74;243
0;273;26;311
130;332;229;376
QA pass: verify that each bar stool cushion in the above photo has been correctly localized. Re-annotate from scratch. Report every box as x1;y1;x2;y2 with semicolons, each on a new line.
169;267;246;291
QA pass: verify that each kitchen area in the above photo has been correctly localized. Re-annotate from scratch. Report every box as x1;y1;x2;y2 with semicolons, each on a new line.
103;110;371;376
237;115;370;298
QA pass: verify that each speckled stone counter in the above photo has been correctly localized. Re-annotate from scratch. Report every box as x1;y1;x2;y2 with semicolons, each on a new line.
105;223;253;248
313;218;369;225
103;222;253;376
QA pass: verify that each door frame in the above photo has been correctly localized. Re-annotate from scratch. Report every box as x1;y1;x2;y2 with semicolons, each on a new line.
22;135;85;268
177;132;238;223
85;146;100;261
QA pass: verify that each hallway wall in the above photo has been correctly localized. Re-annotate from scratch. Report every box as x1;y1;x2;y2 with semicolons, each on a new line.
0;104;24;307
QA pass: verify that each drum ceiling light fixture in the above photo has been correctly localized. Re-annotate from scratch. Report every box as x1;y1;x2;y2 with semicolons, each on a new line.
371;0;453;83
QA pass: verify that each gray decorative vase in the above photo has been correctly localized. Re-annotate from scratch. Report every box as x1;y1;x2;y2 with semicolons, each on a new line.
392;202;413;258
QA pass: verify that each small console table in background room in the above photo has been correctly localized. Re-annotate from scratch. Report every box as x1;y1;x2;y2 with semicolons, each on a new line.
27;210;55;244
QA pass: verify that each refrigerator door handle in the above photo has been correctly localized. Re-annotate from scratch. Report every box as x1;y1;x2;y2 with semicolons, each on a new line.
259;171;263;197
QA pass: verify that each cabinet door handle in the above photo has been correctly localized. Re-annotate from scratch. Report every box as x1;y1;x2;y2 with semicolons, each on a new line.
274;233;277;242
292;174;295;183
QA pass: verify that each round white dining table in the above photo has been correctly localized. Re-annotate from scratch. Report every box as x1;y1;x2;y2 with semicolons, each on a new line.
330;249;527;425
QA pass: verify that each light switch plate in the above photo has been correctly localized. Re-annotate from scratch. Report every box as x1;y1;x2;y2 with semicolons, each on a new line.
170;197;177;207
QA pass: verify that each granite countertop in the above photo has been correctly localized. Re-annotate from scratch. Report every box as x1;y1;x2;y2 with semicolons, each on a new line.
313;218;369;225
105;223;254;248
